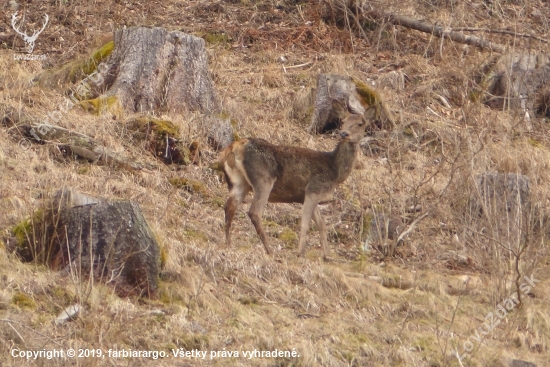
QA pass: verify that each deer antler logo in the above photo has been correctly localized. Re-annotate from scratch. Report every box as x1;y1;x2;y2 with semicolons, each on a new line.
11;12;49;54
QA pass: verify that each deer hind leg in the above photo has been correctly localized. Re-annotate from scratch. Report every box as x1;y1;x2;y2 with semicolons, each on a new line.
298;195;319;257
312;206;329;259
247;180;275;255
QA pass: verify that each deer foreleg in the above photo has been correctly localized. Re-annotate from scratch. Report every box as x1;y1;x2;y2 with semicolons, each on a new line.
312;206;329;259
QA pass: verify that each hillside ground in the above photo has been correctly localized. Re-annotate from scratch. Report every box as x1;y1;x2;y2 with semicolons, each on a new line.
1;0;550;366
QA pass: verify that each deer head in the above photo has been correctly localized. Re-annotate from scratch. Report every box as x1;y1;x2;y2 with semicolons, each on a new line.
11;12;49;54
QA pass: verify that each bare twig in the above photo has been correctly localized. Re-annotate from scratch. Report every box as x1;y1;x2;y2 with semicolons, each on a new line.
6;321;25;344
396;212;430;246
0;319;63;347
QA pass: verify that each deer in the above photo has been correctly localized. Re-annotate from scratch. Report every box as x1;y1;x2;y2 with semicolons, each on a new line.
216;100;377;259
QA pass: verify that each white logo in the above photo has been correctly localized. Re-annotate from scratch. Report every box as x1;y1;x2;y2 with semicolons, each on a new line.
11;11;49;54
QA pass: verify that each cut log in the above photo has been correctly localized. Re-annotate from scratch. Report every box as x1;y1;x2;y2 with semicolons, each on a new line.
309;74;395;134
101;27;220;114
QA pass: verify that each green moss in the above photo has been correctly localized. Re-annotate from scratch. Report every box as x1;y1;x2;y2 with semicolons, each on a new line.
36;41;115;88
352;77;381;112
182;228;208;243
12;218;32;247
209;161;224;172
159;245;168;270
76;166;90;175
279;228;298;247
145;118;179;137
238;296;259;305
169;178;207;196
203;32;229;45
85;41;115;75
361;212;373;241
528;138;541;148
126;118;190;165
12;292;36;309
79;95;121;116
210;196;225;208
10;209;61;264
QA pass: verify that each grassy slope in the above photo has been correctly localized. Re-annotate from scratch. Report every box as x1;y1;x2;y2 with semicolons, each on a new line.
1;0;550;366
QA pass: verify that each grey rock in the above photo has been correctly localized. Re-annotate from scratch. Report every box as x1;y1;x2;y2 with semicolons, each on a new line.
55;304;82;325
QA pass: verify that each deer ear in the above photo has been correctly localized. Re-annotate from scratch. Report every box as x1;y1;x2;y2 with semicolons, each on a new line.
331;100;349;119
363;106;377;121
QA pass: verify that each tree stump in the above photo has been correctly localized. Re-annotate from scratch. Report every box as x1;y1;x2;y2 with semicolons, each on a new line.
101;27;220;114
49;188;161;296
308;74;395;134
468;172;531;252
481;53;550;117
471;172;530;219
205;115;234;151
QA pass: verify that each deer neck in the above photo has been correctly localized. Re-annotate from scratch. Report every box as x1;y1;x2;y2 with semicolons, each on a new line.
332;141;358;183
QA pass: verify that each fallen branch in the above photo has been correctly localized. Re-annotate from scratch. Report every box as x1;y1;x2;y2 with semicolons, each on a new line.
451;27;549;44
20;124;142;171
282;61;312;72
367;10;506;53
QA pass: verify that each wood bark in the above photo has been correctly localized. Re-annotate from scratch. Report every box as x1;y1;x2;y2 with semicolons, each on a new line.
309;74;395;134
468;172;530;252
50;188;161;297
480;53;550;115
102;27;220;114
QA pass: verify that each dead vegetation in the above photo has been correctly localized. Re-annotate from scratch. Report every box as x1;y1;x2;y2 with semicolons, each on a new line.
1;0;550;366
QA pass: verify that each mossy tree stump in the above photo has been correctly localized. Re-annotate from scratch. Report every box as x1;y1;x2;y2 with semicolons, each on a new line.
101;27;220;114
479;53;550;118
13;188;161;297
468;172;531;250
309;74;395;134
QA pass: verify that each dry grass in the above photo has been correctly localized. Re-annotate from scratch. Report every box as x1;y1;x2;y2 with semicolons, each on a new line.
1;0;550;366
